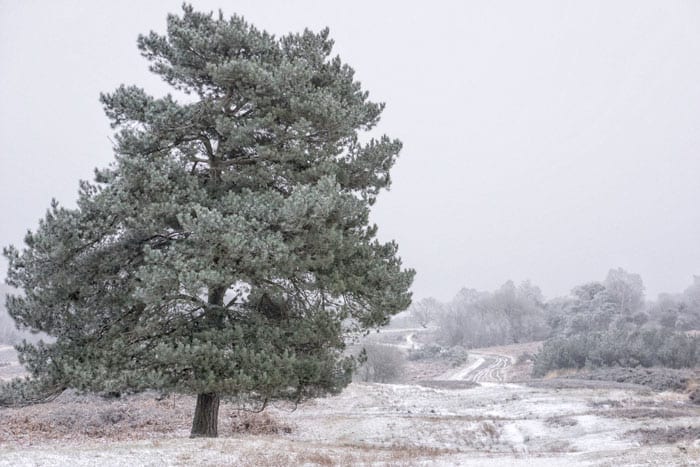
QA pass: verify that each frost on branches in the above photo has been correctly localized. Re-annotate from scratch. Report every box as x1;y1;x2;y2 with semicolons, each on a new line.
3;5;413;437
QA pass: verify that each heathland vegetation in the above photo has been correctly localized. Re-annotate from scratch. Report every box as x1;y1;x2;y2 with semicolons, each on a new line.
391;268;700;381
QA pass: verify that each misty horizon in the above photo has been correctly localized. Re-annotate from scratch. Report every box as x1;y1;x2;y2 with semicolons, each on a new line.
2;1;700;302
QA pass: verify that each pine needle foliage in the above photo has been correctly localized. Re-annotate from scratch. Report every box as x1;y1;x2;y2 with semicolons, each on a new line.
3;5;413;434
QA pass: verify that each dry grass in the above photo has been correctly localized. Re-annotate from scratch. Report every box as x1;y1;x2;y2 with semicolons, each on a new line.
336;441;458;464
508;361;535;383
297;451;335;466
0;391;193;444
528;378;652;392
543;439;575;453
0;390;304;445
570;367;699;392
232;442;459;467
543;368;581;379
1;336;698;466
0;352;292;446
588;399;624;409
603;408;690;419
627;425;700;445
400;359;452;383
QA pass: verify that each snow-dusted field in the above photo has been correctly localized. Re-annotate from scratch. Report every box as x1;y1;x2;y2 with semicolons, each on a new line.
0;345;25;381
1;336;699;466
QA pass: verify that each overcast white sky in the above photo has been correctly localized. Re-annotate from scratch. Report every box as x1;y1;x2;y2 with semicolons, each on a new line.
2;1;700;302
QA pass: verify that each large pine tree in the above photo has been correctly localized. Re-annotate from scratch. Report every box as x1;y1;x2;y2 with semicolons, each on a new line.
3;5;413;437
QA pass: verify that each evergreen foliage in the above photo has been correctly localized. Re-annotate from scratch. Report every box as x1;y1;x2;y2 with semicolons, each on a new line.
535;269;700;377
646;276;700;331
532;328;700;377
2;5;413;436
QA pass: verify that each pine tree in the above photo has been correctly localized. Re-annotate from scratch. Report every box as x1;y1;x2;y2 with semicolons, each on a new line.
3;5;413;437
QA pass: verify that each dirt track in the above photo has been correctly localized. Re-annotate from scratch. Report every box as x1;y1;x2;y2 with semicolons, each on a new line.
442;352;513;383
465;354;511;383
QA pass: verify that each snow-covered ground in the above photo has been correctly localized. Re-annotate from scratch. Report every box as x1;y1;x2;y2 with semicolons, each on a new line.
0;345;25;381
1;333;699;465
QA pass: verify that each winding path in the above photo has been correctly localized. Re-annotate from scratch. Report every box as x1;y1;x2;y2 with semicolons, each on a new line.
446;353;512;383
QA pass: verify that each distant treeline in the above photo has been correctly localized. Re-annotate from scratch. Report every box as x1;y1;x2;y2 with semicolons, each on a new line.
397;269;700;373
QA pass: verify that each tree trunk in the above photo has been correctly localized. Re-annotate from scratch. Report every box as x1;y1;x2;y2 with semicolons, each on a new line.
190;286;226;437
190;392;220;437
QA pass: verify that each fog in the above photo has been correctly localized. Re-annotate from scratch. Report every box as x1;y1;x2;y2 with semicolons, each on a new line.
2;1;700;302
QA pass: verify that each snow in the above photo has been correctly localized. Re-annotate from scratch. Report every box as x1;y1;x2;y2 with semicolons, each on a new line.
1;334;699;465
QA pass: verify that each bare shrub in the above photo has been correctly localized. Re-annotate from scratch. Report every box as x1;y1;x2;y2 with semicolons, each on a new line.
479;421;499;439
689;387;700;405
0;378;64;407
230;411;293;435
407;343;444;361
408;297;443;328
588;399;623;409
355;344;406;383
408;344;468;367
516;352;534;364
544;416;578;427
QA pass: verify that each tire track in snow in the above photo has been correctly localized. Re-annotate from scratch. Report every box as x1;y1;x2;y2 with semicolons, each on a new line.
448;353;512;383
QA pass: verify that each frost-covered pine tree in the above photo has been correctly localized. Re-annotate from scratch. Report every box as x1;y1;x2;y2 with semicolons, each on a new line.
3;5;413;437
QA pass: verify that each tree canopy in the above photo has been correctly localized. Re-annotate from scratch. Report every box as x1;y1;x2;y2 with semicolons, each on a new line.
3;5;413;437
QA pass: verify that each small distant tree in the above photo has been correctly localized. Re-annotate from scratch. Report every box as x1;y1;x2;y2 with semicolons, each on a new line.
604;268;645;316
3;6;413;437
355;344;405;383
409;297;442;328
547;269;646;337
436;281;548;348
647;279;700;331
681;276;700;329
563;281;617;335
